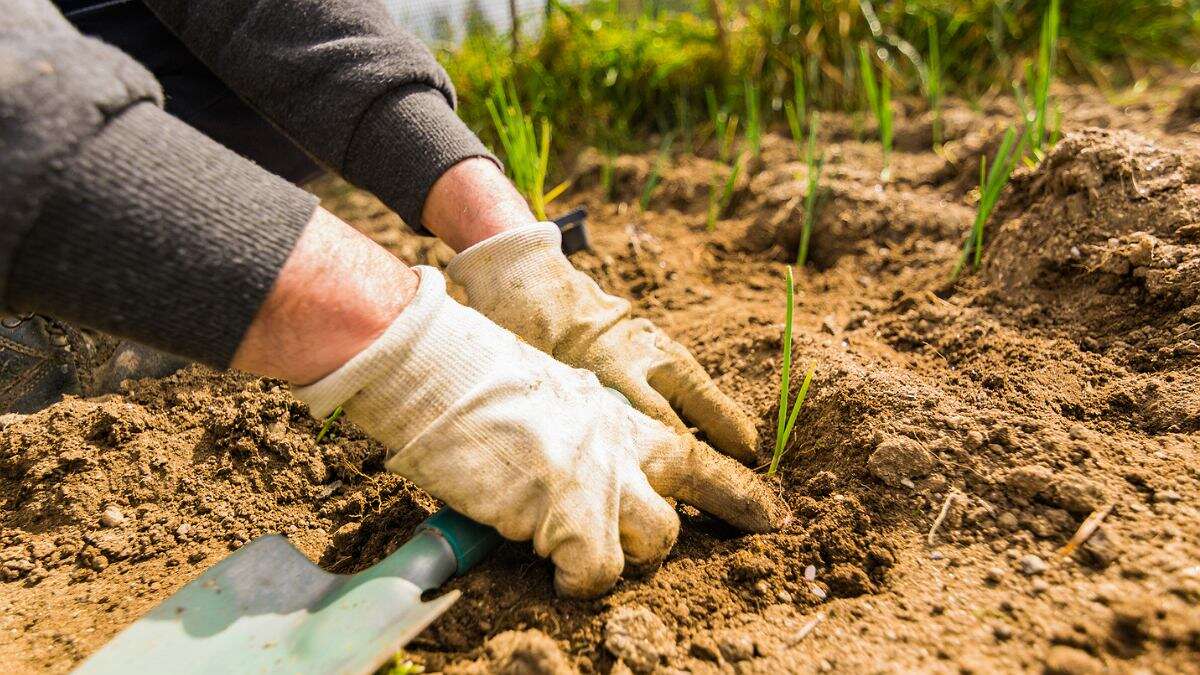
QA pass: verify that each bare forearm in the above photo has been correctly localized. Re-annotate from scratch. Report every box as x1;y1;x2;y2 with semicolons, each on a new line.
421;158;538;252
232;208;417;385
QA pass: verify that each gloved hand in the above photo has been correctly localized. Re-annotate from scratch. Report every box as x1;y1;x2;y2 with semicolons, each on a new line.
446;223;759;463
293;267;788;598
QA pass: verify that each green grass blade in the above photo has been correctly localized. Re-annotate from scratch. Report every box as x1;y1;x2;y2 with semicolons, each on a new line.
316;406;344;443
772;266;796;470
779;361;817;456
927;17;942;149
858;44;880;120
640;133;674;211
791;57;807;129
785;101;803;156
797;114;824;267
744;79;762;159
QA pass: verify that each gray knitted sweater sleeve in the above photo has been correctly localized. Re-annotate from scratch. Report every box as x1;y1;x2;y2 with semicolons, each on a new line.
2;0;497;367
141;0;498;231
1;0;319;366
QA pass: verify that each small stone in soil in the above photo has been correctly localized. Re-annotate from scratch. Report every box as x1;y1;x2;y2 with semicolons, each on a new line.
604;606;675;674
1018;554;1048;576
689;636;721;663
992;624;1014;641
1154;489;1182;503
985;567;1006;584
804;565;817;581
867;437;935;487
1043;645;1105;675
99;506;126;528
715;631;755;663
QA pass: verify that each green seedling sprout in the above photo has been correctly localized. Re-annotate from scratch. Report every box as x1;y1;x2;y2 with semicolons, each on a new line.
953;126;1020;280
743;79;763;160
1016;0;1060;164
769;266;816;477
1031;0;1060;160
600;150;616;201
486;81;571;220
796;114;826;268
382;654;425;675
316;406;344;443
791;57;807;130
927;17;943;150
640;133;675;211
858;44;894;179
707;152;744;231
706;86;740;164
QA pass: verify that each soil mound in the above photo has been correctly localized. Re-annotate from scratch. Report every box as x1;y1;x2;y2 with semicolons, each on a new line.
983;128;1200;369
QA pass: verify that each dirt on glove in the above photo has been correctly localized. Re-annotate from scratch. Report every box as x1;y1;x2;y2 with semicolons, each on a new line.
2;76;1199;674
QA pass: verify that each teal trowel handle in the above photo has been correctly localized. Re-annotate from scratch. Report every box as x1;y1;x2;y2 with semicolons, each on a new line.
365;508;500;592
416;508;503;575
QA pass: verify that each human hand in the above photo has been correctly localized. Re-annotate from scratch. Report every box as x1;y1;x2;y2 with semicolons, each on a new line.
293;267;787;597
446;223;760;463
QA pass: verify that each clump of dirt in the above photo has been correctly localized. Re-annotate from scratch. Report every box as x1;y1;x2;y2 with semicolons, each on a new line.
982;128;1200;370
3;78;1199;674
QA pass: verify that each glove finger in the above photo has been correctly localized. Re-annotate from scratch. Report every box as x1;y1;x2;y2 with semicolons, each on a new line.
619;474;680;571
645;436;790;533
548;515;625;599
604;369;691;435
647;338;759;464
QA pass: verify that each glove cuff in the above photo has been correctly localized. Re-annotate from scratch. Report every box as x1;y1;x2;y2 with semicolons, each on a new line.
445;222;568;295
291;266;494;421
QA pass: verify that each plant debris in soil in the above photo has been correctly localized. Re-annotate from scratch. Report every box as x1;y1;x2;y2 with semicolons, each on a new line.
2;79;1199;674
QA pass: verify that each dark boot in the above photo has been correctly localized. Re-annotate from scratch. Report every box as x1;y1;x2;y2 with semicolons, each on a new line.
0;314;189;413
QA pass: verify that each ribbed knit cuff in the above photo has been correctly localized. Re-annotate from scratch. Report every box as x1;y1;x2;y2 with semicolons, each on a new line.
292;266;494;422
7;103;318;367
445;222;567;293
342;85;500;235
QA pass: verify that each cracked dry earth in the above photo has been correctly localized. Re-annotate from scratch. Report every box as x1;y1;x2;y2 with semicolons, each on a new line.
2;77;1199;674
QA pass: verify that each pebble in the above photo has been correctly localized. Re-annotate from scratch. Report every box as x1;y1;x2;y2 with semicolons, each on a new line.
1154;490;1182;504
985;567;1006;584
867;437;935;487
992;624;1014;641
604;606;675;673
1018;554;1047;576
99;506;126;528
930;551;944;561
804;565;817;581
1043;645;1104;675
715;631;755;662
1030;579;1050;594
689;636;722;662
776;590;793;603
811;584;827;600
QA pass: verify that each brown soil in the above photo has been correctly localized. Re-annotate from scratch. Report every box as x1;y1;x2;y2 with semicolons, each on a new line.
3;77;1200;674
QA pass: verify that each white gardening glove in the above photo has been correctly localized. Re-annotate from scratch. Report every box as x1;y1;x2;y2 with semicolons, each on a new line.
446;223;759;464
293;267;787;598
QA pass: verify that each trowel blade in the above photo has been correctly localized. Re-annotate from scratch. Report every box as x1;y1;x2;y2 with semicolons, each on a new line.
74;535;460;675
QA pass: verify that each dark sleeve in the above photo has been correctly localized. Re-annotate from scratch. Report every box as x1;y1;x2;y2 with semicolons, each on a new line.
1;1;318;367
141;0;498;232
7;103;317;367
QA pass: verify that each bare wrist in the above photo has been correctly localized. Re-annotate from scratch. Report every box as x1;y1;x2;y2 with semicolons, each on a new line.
232;207;418;385
421;157;538;252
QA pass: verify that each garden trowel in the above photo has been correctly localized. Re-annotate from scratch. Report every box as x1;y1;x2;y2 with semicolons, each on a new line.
73;508;502;675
